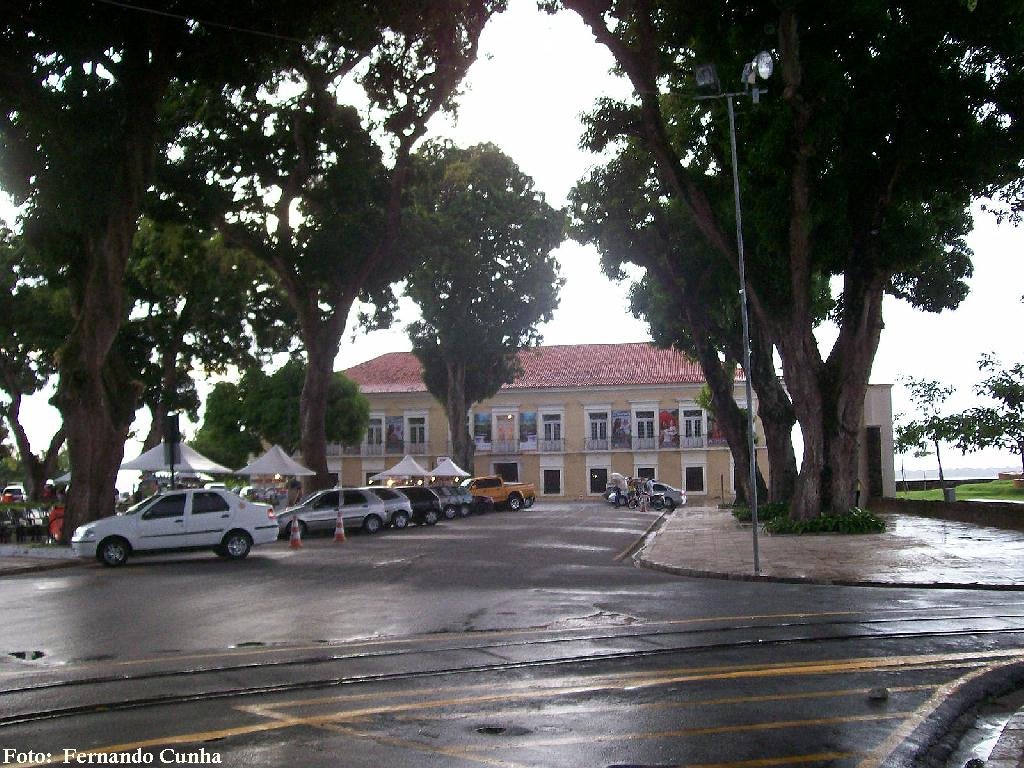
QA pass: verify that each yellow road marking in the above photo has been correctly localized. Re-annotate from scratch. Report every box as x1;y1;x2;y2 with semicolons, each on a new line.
253;650;1010;712
389;684;938;722
460;712;912;751
688;753;860;768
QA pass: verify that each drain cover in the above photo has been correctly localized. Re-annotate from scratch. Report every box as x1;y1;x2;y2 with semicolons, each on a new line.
476;725;507;736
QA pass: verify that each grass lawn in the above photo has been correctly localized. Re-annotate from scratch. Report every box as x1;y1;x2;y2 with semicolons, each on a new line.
896;479;1024;502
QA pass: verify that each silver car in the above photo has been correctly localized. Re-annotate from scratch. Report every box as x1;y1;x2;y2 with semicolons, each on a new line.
359;486;414;530
277;488;391;537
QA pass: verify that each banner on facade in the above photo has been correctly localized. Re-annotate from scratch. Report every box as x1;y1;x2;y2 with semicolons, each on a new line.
385;416;404;454
519;411;537;451
659;409;680;448
473;412;492;449
611;410;631;449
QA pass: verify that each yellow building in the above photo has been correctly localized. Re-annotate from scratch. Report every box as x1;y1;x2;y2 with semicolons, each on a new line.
333;343;762;503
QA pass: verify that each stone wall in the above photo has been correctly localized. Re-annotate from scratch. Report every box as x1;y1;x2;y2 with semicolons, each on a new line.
871;496;1024;532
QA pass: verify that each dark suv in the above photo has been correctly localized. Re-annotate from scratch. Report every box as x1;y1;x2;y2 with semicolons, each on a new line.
394;486;442;526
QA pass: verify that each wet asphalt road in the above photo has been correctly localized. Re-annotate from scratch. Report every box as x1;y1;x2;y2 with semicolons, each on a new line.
3;501;1024;767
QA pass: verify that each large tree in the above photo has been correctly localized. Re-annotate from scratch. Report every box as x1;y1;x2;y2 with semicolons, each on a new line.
560;0;1023;517
0;1;336;535
402;142;565;472
169;1;501;490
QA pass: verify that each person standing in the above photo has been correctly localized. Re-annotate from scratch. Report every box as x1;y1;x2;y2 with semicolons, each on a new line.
640;476;654;512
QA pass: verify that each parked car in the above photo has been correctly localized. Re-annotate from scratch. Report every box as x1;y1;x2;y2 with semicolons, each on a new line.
1;484;26;504
652;481;686;509
360;486;415;530
70;489;278;567
432;485;472;519
393;486;442;526
277;488;391;537
603;480;685;510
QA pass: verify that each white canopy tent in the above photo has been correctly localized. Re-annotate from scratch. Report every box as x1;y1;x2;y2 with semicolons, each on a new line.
432;457;470;478
120;442;233;474
235;445;315;477
369;455;431;482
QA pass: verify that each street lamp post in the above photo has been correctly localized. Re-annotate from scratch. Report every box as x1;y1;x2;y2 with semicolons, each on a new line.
696;52;773;575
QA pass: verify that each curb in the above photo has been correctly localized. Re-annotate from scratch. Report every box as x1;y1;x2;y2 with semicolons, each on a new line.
878;659;1024;768
634;556;1024;591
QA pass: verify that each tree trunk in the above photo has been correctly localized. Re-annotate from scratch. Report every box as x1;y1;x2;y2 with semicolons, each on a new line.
52;41;169;540
747;322;797;505
297;302;349;494
445;359;475;475
55;349;138;542
684;306;765;505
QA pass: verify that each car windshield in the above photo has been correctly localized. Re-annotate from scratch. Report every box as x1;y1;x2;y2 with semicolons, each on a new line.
122;493;162;516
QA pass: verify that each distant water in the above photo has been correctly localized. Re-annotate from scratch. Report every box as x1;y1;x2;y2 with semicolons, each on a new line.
898;467;1020;480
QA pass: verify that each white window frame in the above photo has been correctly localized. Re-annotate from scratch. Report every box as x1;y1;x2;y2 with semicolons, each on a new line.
539;408;565;453
631;401;659;451
491;407;519;455
404;410;429;454
584;404;612;452
680;402;706;448
682;458;708;496
586;454;612;497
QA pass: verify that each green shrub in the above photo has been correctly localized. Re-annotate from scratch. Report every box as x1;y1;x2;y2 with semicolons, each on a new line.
731;502;789;523
765;507;886;535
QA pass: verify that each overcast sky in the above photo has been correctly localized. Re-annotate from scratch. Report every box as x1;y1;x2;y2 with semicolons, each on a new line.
5;0;1022;475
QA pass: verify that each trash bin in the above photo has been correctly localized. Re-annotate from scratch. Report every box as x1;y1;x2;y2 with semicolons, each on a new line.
942;486;956;503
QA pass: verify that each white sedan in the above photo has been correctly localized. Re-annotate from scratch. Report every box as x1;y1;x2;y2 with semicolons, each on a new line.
71;489;279;567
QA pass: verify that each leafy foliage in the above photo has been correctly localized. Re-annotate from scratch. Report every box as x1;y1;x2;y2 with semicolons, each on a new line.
765;509;886;535
193;361;370;465
731;502;789;523
949;355;1024;474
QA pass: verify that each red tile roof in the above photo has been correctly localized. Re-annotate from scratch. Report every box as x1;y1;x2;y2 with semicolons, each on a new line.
343;343;726;394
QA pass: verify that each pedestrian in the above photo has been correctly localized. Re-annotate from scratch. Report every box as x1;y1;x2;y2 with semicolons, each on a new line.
640;476;654;513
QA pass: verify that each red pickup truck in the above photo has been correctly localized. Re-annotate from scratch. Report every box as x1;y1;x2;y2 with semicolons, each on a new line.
464;476;537;511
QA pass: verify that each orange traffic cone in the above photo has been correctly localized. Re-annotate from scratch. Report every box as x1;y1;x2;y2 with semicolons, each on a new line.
289;519;303;549
334;510;346;543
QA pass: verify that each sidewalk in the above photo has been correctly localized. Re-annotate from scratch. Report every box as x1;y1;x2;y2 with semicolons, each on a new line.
0;543;80;575
639;504;1024;589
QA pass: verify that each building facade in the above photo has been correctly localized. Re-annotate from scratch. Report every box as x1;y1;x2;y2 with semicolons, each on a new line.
333;343;765;503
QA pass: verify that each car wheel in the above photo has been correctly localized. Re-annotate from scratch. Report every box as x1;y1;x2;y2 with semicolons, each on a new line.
459;504;471;518
507;494;523;512
423;508;440;526
391;511;411;530
97;537;130;567
222;531;252;560
665;498;676;511
523;496;534;508
214;545;229;558
362;514;383;535
443;505;458;520
652;496;666;511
